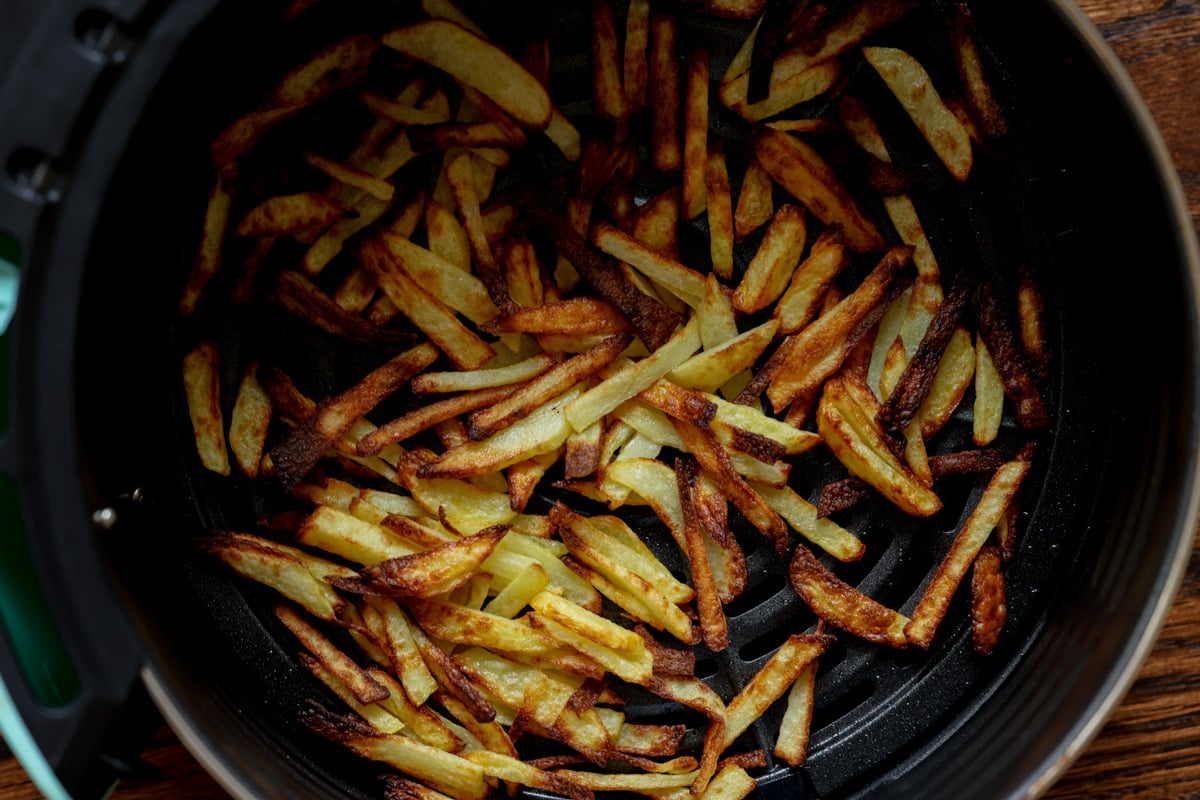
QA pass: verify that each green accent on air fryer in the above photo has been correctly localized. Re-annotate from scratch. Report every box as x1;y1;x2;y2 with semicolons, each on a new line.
0;231;16;436
0;475;81;707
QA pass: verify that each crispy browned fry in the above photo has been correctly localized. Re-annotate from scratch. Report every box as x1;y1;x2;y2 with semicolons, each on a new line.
877;269;972;434
733;203;806;314
267;343;438;491
639;379;717;428
383;21;552;129
644;675;725;792
592;222;708;308
565;421;604;479
276;604;388;704
632;186;681;260
751;127;884;253
734;159;775;243
407;120;527;152
182;340;230;476
683;47;710;220
445;152;513;312
634;625;697;677
360;241;495;370
975;273;1050;429
331;527;507;599
237;192;350;237
773;225;849;334
864;46;973;182
949;3;1007;140
229;361;273;479
523;203;682;350
722;632;832;749
767;247;910;412
178;167;236;317
624;0;651;112
303;151;395;203
650;13;682;171
1016;263;1050;382
481;298;632;336
726;61;841;123
273;34;377;107
592;0;625;120
732;333;795;406
673;420;788;556
271;270;414;350
356;385;512;456
971;540;1006;656
790;544;909;647
816;476;871;518
677;458;729;651
906;455;1032;647
468;335;631;440
300;703;489;800
211;105;305;166
706;140;735;279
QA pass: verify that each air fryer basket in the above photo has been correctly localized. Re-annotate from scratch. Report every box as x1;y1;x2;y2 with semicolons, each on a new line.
1;0;1195;798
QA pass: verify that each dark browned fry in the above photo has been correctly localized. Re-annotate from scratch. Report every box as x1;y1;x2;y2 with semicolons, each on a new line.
949;3;1008;139
407;121;527;152
237;192;351;237
272;270;415;350
639;380;717;428
719;750;769;771
733;334;796;406
975;273;1050;429
930;448;1007;478
677;458;729;651
331;527;507;599
971;540;1006;656
268;343;438;491
592;0;625;121
682;47;710;221
1017;263;1051;382
406;618;497;724
522;203;682;349
446;152;515;313
677;0;767;18
816;477;872;518
357;385;513;456
649;13;682;171
726;426;787;464
480;297;632;336
673;419;789;556
275;605;389;704
877;267;973;435
790;544;908;647
634;625;697;676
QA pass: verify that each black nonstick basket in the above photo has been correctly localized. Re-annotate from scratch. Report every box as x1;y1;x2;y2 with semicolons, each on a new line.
0;1;1197;799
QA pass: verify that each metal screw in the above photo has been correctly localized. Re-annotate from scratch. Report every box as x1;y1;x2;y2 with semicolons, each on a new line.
92;507;118;530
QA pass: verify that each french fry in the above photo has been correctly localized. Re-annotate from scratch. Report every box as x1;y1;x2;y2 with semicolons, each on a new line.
1017;263;1050;382
298;506;419;565
237;192;349;238
300;654;403;734
723;61;841;123
677;458;728;651
773;659;818;767
565;321;701;433
906;455;1032;647
360;242;495;371
650;13;682;171
182;340;230;476
772;225;848;334
178;167;235;317
300;704;490;800
733;204;806;314
683;48;710;220
754;483;864;562
591;222;707;308
421;385;584;479
592;0;625;121
914;326;976;438
632;187;681;260
276;604;388;705
383;21;552;129
200;534;345;622
767;246;910;412
304;151;395;203
228;361;273;479
333;527;507;599
271;270;415;351
705;141;735;279
971;540;1006;656
468;335;630;439
210;106;304;166
413;354;558;395
863;46;973;182
973;336;1004;446
722;633;832;748
624;0;651;113
790;543;909;647
379;233;498;326
751;127;885;253
273;34;377;107
482;298;632;336
268;343;439;491
734;159;774;243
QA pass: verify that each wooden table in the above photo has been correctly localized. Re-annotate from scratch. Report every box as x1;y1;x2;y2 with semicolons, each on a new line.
4;0;1200;797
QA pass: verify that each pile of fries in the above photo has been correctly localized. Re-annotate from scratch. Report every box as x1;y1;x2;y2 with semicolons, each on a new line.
177;1;1051;797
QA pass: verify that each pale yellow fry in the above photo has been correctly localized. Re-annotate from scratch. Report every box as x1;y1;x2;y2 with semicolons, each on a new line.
483;562;549;618
412;353;557;395
591;222;707;307
297;506;419;565
754;484;865;562
683;47;709;220
565;320;701;433
724;61;841;123
706;142;735;279
917;326;976;438
973;336;1004;445
774;660;818;767
722;633;830;748
864;46;973;181
697;274;738;350
669;320;779;394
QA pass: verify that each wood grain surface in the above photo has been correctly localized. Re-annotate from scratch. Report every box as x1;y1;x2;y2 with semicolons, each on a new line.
4;1;1200;798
